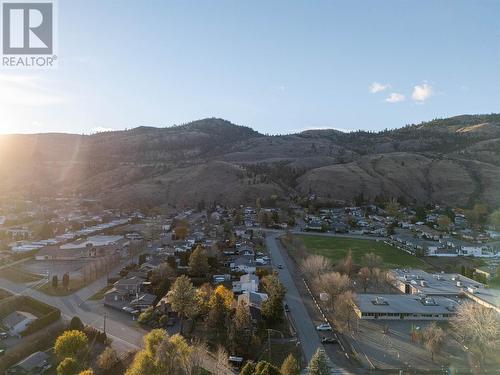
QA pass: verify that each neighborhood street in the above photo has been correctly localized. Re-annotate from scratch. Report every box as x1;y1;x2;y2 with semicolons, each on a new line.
265;232;354;374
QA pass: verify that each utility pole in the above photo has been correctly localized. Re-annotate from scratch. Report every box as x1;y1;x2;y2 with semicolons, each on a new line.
268;329;271;362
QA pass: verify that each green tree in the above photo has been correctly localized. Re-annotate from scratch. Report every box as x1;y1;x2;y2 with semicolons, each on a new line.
437;215;452;231
489;209;500;229
57;357;79;375
69;316;84;331
240;361;255;375
261;295;284;322
466;203;488;226
207;292;230;345
254;361;281;375
307;349;330;375
385;198;401;220
54;330;89;359
232;302;252;355
167;275;198;333
188;245;209;276
261;274;286;323
281;354;300;375
138;307;154;324
125;329;191;375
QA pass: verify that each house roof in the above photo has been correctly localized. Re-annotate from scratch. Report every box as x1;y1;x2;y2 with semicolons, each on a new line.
233;256;255;267
238;291;268;308
240;274;259;283
131;293;156;306
3;311;37;328
10;351;50;372
115;276;144;287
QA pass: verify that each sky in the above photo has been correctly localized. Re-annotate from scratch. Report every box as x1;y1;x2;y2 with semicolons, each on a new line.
0;0;499;135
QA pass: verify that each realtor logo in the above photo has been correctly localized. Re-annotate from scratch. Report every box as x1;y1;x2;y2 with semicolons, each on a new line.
1;0;57;68
3;2;53;54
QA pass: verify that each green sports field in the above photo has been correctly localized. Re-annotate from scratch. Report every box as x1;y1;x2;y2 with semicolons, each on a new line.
297;235;426;269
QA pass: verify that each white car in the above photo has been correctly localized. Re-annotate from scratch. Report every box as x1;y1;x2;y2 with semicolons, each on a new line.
316;323;332;331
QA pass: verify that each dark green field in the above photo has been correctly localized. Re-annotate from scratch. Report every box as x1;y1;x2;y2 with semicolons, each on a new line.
298;235;427;268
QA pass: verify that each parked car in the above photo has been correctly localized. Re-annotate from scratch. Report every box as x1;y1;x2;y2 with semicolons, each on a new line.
277;264;284;269
284;304;290;312
321;337;338;344
0;349;5;356
316;323;332;331
0;332;8;340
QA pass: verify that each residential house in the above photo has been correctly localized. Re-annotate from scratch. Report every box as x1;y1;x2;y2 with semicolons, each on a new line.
232;274;259;294
230;255;256;274
7;351;52;374
3;311;37;336
237;291;268;321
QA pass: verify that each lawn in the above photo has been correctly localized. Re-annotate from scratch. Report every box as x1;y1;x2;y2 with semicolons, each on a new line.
37;278;86;296
88;285;113;300
297;235;427;269
0;267;44;283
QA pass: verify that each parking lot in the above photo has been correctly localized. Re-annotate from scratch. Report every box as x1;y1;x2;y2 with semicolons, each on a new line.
348;319;468;371
21;260;88;278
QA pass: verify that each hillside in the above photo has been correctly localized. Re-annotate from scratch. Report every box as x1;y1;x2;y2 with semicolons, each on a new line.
1;114;499;209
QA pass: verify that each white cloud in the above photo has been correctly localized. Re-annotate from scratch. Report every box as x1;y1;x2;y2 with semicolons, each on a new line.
385;92;405;103
369;82;390;93
412;82;433;102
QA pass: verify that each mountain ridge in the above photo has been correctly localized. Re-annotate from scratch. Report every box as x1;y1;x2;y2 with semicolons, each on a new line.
1;114;499;210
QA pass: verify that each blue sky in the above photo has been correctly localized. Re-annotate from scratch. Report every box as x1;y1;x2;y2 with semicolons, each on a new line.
1;0;499;134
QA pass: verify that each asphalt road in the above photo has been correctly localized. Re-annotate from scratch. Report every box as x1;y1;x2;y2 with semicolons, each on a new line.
265;233;353;374
0;254;234;374
0;262;146;353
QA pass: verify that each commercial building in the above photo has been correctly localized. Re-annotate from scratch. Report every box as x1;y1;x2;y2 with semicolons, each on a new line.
353;294;459;320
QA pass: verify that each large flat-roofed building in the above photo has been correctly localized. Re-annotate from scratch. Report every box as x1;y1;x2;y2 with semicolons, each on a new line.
464;287;500;313
390;269;482;296
390;268;500;313
353;294;459;320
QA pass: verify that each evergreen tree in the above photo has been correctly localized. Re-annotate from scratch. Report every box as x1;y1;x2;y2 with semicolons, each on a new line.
281;354;300;375
240;361;255;375
307;349;330;375
188;245;209;276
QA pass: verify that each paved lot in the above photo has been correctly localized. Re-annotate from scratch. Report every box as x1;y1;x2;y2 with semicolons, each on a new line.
348;319;467;371
21;259;88;278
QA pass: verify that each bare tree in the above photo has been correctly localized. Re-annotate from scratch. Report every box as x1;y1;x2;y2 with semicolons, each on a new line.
301;255;332;279
451;302;500;370
362;252;382;269
358;267;371;292
371;268;384;288
337;250;353;276
315;271;350;311
215;346;230;375
421;322;445;361
332;291;357;334
186;341;209;375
